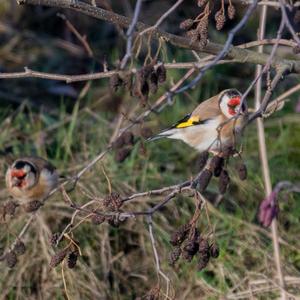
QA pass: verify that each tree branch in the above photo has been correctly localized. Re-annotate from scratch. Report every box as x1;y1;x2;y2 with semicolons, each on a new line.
15;0;300;74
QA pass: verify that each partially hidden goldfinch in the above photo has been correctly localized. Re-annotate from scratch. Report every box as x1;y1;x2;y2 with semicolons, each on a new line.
6;156;59;203
150;89;246;154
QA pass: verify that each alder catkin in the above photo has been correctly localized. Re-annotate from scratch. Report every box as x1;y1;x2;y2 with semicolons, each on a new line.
228;5;236;20
215;10;226;31
180;19;194;30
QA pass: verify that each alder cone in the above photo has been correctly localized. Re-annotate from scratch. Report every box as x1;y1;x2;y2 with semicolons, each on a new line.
198;169;212;192
103;192;122;210
197;252;210;271
149;71;158;94
50;249;68;268
168;246;181;266
67;250;79;269
219;169;230;194
5;251;17;268
115;147;131;163
50;233;60;246
198;238;209;255
24;200;42;212
4;201;18;216
197;151;209;171
210;155;224;177
170;224;191;246
156;64;167;83
122;131;134;145
14;241;26;256
112;135;125;149
91;213;105;225
109;73;122;92
210;243;220;258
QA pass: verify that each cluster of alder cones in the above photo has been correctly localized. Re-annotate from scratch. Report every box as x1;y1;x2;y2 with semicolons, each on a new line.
169;224;219;271
195;148;247;194
2;240;26;268
180;0;236;48
89;192;125;228
112;127;153;163
49;234;80;269
109;61;167;105
1;198;43;221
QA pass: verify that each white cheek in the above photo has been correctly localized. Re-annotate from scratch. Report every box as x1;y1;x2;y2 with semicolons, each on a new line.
220;99;232;118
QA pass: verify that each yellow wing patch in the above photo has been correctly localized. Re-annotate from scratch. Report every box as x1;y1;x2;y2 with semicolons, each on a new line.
176;116;201;128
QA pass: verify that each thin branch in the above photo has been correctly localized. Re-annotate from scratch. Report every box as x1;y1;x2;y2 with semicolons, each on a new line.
120;0;143;69
171;0;259;95
279;0;300;47
15;0;300;74
147;215;170;298
138;0;184;36
57;13;94;57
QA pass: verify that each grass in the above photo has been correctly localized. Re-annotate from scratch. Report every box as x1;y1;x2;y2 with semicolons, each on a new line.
0;79;299;299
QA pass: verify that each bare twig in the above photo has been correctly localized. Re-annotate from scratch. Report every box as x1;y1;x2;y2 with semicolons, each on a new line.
138;0;184;36
279;0;300;47
15;0;300;74
147;215;171;299
57;13;94;57
120;0;143;69
171;0;259;95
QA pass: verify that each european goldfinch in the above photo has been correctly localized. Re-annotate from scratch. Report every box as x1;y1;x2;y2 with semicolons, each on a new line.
6;156;59;203
150;89;246;154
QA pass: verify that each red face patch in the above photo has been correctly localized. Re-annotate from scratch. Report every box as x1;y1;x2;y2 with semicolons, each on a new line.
228;96;241;115
228;97;241;107
11;169;27;188
11;169;26;179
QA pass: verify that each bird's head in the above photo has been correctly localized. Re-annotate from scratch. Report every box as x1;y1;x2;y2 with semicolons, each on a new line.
219;89;246;119
9;160;37;189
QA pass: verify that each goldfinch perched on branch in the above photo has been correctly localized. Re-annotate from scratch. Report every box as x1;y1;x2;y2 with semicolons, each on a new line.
6;156;59;203
149;89;246;154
